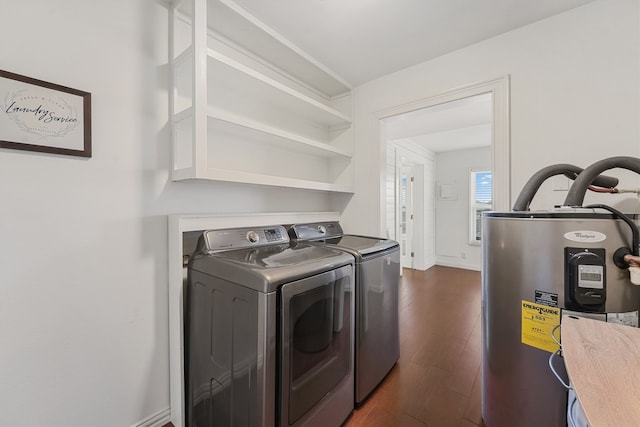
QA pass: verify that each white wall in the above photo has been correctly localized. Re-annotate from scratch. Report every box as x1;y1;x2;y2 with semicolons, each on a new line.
342;0;640;236
0;1;335;426
3;1;640;425
435;147;491;270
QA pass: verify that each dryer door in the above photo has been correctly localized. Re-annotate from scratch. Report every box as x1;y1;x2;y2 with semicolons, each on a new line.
279;264;353;426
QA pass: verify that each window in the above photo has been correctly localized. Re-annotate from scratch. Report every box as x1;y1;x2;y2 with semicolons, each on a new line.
470;170;492;244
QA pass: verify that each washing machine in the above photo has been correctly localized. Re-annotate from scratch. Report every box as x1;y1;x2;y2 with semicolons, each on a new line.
288;221;400;405
185;225;355;427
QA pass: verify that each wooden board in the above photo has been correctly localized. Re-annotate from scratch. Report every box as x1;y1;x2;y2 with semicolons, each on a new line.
561;314;640;426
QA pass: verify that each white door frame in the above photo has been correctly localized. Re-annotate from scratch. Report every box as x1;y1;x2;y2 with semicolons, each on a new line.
376;75;511;239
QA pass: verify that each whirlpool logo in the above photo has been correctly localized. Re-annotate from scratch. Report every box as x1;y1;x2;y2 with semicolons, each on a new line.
564;230;607;243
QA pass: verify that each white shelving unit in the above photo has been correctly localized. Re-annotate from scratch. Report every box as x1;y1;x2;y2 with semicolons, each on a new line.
169;0;354;193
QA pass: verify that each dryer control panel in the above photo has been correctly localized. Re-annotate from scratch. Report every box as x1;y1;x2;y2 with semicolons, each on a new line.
289;221;343;241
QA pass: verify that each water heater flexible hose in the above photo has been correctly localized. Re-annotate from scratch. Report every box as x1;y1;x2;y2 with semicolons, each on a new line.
512;163;618;211
564;156;640;207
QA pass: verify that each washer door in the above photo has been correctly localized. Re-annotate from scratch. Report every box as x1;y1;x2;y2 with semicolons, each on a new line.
279;264;353;426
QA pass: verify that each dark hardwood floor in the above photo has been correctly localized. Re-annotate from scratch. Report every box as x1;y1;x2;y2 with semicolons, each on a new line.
167;265;483;427
344;266;483;427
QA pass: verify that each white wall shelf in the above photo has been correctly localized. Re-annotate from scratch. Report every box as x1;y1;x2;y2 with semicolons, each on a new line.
169;0;354;193
172;167;355;193
206;49;351;127
207;109;352;158
174;0;351;98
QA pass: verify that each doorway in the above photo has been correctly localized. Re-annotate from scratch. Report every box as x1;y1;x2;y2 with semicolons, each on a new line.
378;77;510;271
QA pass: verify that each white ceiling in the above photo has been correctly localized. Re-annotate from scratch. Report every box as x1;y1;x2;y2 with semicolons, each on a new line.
232;0;596;86
228;0;595;152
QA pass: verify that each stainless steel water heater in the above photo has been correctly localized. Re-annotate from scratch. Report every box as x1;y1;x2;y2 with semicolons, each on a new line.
482;157;640;427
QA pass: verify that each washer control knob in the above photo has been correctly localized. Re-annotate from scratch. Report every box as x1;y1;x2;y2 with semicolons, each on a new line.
246;231;260;243
317;225;327;234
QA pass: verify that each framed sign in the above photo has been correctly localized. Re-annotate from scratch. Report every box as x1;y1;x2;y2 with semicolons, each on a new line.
0;70;91;158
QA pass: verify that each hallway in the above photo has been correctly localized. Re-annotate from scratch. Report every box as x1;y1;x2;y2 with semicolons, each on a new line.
345;266;483;427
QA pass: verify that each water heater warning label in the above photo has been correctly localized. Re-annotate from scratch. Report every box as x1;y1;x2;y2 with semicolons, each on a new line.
535;290;558;307
521;300;561;353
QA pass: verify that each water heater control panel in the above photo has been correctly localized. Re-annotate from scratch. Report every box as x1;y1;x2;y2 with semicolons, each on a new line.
565;247;606;311
577;264;604;289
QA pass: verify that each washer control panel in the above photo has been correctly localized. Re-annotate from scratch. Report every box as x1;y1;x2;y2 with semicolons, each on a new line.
246;231;260;243
263;227;285;242
202;225;289;251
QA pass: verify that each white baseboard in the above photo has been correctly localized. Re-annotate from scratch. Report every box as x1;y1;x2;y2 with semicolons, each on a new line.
133;407;171;427
435;258;481;271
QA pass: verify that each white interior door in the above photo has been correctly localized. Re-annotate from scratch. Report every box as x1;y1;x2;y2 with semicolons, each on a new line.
399;164;415;269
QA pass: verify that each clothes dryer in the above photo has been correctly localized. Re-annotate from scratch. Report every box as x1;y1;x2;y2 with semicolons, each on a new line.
186;225;355;427
288;222;400;405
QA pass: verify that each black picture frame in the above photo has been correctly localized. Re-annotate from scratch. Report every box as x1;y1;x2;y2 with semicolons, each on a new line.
0;69;91;158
